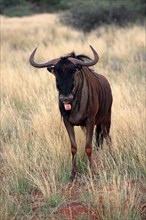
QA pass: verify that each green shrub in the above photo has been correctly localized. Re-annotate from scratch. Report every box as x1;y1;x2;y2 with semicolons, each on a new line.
1;3;35;17
0;0;70;15
61;0;146;32
0;0;37;16
0;0;145;28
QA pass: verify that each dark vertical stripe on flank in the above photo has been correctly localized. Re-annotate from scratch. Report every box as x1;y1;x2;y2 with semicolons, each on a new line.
82;68;90;111
77;72;83;112
73;71;84;112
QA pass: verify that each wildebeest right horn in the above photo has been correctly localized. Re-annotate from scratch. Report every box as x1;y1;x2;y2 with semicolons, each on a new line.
69;45;99;66
29;48;60;68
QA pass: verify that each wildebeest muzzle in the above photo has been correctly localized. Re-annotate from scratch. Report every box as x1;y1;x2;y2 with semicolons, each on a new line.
59;94;73;111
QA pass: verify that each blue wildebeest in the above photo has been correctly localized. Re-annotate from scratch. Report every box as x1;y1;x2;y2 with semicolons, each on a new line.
29;46;113;181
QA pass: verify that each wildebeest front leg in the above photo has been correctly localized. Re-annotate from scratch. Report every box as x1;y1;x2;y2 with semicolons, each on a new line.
85;118;95;168
63;118;77;181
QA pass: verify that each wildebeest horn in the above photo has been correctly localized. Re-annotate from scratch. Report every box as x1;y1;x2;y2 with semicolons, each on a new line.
29;48;60;68
68;45;99;66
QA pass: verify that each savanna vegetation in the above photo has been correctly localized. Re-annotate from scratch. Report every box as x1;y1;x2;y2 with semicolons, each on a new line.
0;0;145;32
1;13;146;219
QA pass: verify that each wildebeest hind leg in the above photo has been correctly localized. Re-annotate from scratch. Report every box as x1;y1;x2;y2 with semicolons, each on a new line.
102;121;117;165
95;123;103;150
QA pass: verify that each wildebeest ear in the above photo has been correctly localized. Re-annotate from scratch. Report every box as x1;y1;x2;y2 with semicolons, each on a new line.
47;66;55;74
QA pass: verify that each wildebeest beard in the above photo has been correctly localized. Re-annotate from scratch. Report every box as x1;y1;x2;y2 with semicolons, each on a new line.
59;102;70;119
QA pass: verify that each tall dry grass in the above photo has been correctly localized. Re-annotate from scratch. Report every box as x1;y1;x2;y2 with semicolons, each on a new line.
1;14;146;219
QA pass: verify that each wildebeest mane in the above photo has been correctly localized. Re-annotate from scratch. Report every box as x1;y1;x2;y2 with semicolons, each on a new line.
64;52;92;62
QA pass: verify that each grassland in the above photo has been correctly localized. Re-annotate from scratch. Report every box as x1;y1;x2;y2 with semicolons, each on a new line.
0;14;146;219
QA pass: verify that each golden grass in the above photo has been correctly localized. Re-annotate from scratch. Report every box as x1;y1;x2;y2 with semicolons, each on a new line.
1;13;146;219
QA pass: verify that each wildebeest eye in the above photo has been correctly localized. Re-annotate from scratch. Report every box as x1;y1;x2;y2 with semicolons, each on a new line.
47;66;55;74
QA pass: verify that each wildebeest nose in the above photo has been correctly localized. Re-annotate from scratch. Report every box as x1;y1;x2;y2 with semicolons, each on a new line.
59;94;73;103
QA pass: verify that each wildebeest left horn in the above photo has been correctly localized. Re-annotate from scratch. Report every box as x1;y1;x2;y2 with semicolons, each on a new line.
69;45;99;66
29;48;60;68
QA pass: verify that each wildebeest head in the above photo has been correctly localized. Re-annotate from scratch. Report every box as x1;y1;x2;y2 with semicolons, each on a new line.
51;57;76;110
29;46;99;111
